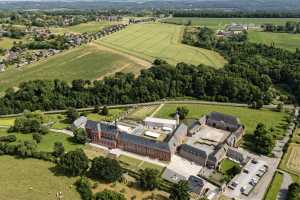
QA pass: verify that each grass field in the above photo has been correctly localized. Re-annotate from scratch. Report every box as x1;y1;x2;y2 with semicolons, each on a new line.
162;17;300;29
264;171;284;200
249;31;300;52
219;159;239;174
280;142;300;182
154;103;289;137
118;155;165;173
0;44;146;92
0;155;80;200
86;108;125;122
50;21;115;34
0;117;15;126
0;128;82;152
127;105;159;120
97;23;226;68
0;37;28;49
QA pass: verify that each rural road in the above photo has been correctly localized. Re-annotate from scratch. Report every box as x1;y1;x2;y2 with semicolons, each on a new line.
277;171;293;200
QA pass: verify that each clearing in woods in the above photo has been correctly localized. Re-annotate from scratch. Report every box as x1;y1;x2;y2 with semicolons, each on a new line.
0;44;149;92
97;23;226;68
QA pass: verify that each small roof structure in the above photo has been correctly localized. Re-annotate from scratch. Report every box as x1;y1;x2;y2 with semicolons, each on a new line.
145;131;160;139
144;117;177;126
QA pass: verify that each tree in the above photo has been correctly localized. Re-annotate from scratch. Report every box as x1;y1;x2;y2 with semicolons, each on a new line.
138;168;160;190
89;157;123;182
75;177;93;200
287;182;300;200
169;180;190;200
94;105;101;113
53;142;65;157
176;106;189;120
66;107;79;123
58;149;89;176
226;165;241;178
73;128;89;144
101;106;109;116
277;103;284;112
94;190;126;200
32;133;42;143
252;123;275;155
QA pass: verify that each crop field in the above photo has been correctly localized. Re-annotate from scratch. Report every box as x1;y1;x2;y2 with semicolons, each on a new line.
249;31;300;52
154;103;289;137
0;156;80;200
97;23;226;68
280;143;300;179
50;21;115;34
0;44;147;92
264;171;284;200
127;105;159;120
162;17;300;29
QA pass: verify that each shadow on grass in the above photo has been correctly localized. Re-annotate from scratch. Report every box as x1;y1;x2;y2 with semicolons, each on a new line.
48;165;77;178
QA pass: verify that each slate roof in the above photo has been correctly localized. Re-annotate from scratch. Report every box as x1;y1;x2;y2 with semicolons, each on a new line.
207;112;240;126
118;131;170;152
85;120;99;131
168;123;188;151
180;144;208;158
188;176;205;194
85;120;118;136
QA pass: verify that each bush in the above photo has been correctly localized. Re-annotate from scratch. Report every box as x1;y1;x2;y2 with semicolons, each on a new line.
89;157;123;182
75;177;93;200
73;128;89;144
58;149;89;176
0;135;17;142
101;106;109;116
138;168;161;190
66;107;79;123
53;142;65;157
32;133;43;143
94;190;126;200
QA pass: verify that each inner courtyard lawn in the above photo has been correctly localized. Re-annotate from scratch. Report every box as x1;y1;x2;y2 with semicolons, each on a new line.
154;103;289;137
0;155;80;200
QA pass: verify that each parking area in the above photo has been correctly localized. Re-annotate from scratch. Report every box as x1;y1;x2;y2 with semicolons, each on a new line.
227;159;268;197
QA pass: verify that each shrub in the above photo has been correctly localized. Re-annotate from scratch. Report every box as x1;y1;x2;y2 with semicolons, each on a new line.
75;177;93;200
32;133;43;143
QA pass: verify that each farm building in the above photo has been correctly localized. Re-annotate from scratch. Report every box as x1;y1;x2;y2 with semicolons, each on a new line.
179;112;245;169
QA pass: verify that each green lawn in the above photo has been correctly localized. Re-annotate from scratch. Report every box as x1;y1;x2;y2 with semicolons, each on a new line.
127;105;159;120
0;37;26;49
249;31;300;52
0;128;82;152
86;108;125;122
0;117;15;126
264;172;284;200
162;17;300;29
50;21;115;34
0;155;80;200
154;103;289;137
0;44;146;92
98;23;226;68
118;155;164;173
219;159;239;174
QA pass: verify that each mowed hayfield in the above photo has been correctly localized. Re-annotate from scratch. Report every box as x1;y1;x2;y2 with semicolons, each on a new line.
50;21;116;34
0;44;148;92
162;17;300;29
249;31;300;52
154;103;289;137
0;37;28;49
97;23;226;68
0;156;80;200
280;143;300;181
127;105;159;120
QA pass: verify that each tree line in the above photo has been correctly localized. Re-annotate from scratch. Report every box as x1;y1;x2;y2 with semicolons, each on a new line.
172;11;300;18
263;21;300;33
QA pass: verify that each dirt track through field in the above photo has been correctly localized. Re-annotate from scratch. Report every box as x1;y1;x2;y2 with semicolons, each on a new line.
89;42;152;68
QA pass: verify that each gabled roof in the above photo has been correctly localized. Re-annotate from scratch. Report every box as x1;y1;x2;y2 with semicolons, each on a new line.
180;144;208;158
207;112;240;126
168;123;188;150
85;120;118;135
118;131;170;151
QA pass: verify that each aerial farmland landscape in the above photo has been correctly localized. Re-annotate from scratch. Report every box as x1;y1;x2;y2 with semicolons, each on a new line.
0;0;300;200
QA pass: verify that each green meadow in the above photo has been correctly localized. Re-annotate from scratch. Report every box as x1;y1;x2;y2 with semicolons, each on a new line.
98;23;226;68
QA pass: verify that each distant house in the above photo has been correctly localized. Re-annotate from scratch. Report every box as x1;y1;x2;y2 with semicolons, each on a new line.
0;63;5;72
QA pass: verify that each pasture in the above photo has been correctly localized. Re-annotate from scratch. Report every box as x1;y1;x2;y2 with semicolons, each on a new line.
154;103;289;137
0;37;27;49
162;17;300;29
0;44;147;92
249;31;300;52
97;23;226;68
0;156;80;200
50;21;115;34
